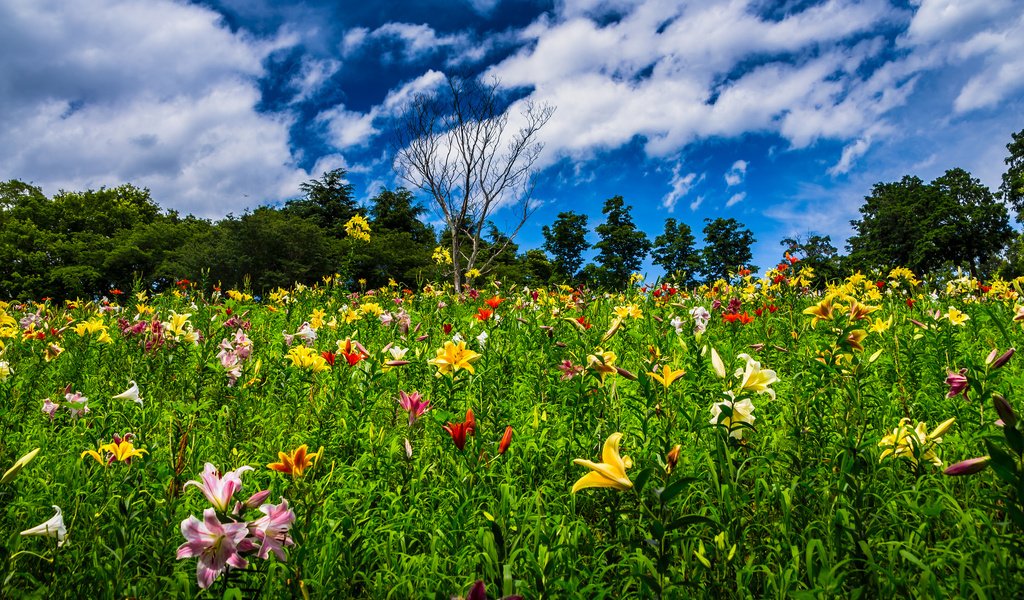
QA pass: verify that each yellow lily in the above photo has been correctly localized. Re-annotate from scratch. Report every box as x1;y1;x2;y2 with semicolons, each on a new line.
587;349;618;382
81;440;147;466
648;364;686;390
734;354;778;399
802;297;834;327
428;341;481;376
572;433;633;493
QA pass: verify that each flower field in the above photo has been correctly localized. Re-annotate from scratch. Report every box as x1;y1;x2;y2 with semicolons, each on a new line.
2;266;1024;598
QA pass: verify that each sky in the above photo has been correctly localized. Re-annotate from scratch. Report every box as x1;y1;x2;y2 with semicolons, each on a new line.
1;0;1023;276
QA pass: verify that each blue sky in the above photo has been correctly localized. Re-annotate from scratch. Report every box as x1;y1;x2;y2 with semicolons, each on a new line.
1;0;1022;275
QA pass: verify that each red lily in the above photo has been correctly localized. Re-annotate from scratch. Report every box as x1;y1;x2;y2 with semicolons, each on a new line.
498;426;513;455
485;295;503;309
475;308;493;321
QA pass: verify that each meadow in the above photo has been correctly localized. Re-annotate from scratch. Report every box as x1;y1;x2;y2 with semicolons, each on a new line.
1;263;1024;599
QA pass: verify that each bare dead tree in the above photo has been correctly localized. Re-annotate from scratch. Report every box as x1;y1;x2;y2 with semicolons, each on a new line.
394;75;554;292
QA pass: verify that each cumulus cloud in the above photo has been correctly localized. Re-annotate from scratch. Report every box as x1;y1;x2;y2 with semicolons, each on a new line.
0;0;309;218
340;21;491;66
289;56;341;103
724;160;747;187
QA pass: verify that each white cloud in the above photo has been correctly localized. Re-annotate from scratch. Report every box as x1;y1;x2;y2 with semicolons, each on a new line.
317;70;446;150
0;0;311;218
689;195;704;211
828;137;871;176
289;57;341;104
661;164;700;211
340;21;491;65
725;192;746;208
724;160;747;187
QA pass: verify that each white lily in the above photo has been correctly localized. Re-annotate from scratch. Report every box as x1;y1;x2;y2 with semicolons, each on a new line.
20;505;67;546
112;380;143;407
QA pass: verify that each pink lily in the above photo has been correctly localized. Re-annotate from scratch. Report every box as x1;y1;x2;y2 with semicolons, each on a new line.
184;463;254;513
398;391;430;425
945;369;969;399
176;508;253;589
248;499;296;561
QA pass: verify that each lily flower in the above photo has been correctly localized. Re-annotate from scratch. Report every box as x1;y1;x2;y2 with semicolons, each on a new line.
802;297;834;327
248;499;296;561
844;329;868;352
443;410;476;451
184;463;254;513
586;350;618;382
1;448;40;484
571;432;633;493
878;417;954;467
945;369;968;399
709;392;756;439
734;354;778;399
428;341;481;376
648;364;686;390
81;437;147;466
268;445;321;478
398;391;430;425
20;505;67;546
41;397;59;420
710;347;726;379
112;380;143;407
177;508;251;589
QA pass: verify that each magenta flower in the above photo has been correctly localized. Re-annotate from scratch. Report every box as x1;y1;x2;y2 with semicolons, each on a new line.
557;360;584;381
64;391;89;418
945;369;969;399
184;463;254;513
398;391;430;425
247;499;296;560
41;398;60;420
944;456;991;476
177;508;252;589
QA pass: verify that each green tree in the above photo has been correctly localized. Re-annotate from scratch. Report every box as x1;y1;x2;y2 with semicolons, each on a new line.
542;211;590;280
593;196;651;289
1002;129;1024;221
521;249;554;285
700;217;755;282
354;188;435;287
848;170;1010;277
780;233;842;288
283;168;359;236
652;218;701;286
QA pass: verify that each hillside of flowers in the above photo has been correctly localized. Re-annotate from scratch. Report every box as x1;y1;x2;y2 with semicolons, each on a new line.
2;262;1024;598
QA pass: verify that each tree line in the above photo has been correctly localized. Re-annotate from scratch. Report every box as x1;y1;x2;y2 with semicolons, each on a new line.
1;128;1021;299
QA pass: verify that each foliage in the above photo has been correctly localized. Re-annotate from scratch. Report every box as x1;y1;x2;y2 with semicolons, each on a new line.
652;218;701;287
593;196;651;289
542;211;590;281
700;217;755;282
781;233;842;287
1002;128;1024;220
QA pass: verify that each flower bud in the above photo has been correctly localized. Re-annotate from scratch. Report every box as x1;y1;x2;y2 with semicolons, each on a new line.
498;426;513;455
665;444;681;474
993;393;1017;429
992;348;1015;370
944;456;990;476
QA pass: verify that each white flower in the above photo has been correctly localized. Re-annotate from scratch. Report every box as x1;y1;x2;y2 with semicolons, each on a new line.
689;306;711;324
0;361;11;381
709;393;756;439
476;330;488;349
112;380;143;407
452;333;464;344
669;316;684;334
388;346;408;360
20;505;67;546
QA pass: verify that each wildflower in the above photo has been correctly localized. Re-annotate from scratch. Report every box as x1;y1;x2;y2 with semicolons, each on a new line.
844;329;868;352
498;426;513;455
802;297;834;327
665;444;681;473
286;346;330;373
613;304;643;320
112;380;143;407
41;397;59;420
993;393;1017;428
247;499;296;560
988;348;1015;370
878;417;954;467
65;391;89;417
669;316;684;334
398;391;430;425
268;445;321;478
945;369;968;399
283;322;317;347
648;364;686;390
337;338;369;366
734;354;778;399
868;315;892;333
428;341;481;376
20;505;67;547
81;436;147;466
0;360;9;381
1;448;40;484
944;307;969;326
44;343;64;361
344;215;371;242
432;246;453;265
184;463;254;513
557;359;584;381
571;432;633;493
847;299;879;321
444;410;476;451
475;308;493;321
177;508;251;589
710;392;756;439
465;268;482;279
476;330;488;349
485;295;503;309
587;349;618;382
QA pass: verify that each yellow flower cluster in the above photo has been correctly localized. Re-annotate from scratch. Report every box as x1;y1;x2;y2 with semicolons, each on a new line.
878;417;954;467
286;346;330;373
432;246;453;265
344;215;371;242
72;318;113;344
